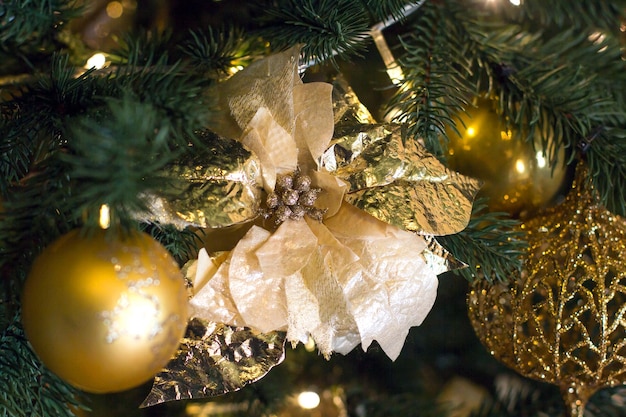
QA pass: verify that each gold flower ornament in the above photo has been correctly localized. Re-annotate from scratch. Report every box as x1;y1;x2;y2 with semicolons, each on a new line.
188;46;481;360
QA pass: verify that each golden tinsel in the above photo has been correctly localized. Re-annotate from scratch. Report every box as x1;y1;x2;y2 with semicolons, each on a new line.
468;163;626;417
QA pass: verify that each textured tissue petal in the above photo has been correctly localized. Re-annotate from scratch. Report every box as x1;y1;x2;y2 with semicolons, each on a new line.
310;171;349;219
324;203;438;360
228;226;288;333
256;220;318;277
242;107;298;191
293;82;334;169
189;251;245;327
212;46;300;139
300;248;360;357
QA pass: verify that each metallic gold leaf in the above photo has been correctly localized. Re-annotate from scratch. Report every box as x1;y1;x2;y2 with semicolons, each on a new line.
422;235;467;274
321;123;481;235
140;318;286;407
144;131;262;229
331;75;377;127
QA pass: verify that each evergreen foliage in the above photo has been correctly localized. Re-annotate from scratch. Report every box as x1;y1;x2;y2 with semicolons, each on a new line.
1;0;626;416
0;314;84;417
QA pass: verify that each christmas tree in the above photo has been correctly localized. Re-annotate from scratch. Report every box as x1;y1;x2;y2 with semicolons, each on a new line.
2;1;626;416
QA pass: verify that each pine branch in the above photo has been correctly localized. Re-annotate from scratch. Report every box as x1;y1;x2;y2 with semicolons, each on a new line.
178;26;255;76
0;54;109;195
257;0;370;66
139;222;203;265
61;96;179;229
0;0;83;74
437;199;525;284
388;0;474;158
358;0;422;22
513;0;625;33
0;314;85;417
460;14;626;214
0;0;80;46
112;63;209;145
110;29;175;67
585;127;626;216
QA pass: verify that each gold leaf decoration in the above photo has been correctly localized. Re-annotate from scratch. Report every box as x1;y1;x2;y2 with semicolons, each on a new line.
468;164;626;417
322;123;481;235
144;131;262;229
141;318;286;407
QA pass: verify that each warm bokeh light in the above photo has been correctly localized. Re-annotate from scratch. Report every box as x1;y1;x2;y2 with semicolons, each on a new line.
515;159;526;174
228;65;244;75
466;126;476;137
509;0;521;6
86;53;107;69
297;391;321;409
106;1;124;18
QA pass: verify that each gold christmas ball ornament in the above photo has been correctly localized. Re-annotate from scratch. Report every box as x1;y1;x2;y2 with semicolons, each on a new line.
468;164;626;417
21;228;189;393
446;98;567;217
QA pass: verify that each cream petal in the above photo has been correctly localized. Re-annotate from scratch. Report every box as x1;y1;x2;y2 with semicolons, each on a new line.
241;126;277;191
310;171;349;219
228;225;288;333
293;82;334;170
243;107;298;191
256;220;318;277
189;252;245;327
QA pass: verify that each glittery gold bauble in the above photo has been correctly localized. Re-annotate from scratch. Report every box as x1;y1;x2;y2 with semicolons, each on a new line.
447;98;567;216
468;165;626;417
21;229;188;393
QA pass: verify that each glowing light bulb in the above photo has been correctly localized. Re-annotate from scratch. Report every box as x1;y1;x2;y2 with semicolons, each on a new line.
466;127;476;137
297;391;320;409
86;53;107;70
509;0;521;5
99;204;111;229
515;159;526;174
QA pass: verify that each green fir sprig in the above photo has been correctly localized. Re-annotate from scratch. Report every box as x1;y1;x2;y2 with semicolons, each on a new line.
0;314;85;417
387;0;474;158
258;0;370;66
437;198;525;284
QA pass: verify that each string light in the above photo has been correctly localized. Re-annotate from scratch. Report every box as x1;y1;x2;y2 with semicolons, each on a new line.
297;391;321;409
99;204;111;229
86;53;107;70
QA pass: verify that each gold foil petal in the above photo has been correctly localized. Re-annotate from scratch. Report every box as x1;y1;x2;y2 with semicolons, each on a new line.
422;235;467;274
331;75;377;127
322;123;481;235
145;131;262;229
141;318;286;407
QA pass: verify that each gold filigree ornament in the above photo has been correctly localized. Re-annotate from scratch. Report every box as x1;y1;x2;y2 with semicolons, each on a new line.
468;162;626;417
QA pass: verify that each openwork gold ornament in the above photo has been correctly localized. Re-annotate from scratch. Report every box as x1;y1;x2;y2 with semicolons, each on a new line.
141;318;286;407
468;164;626;417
